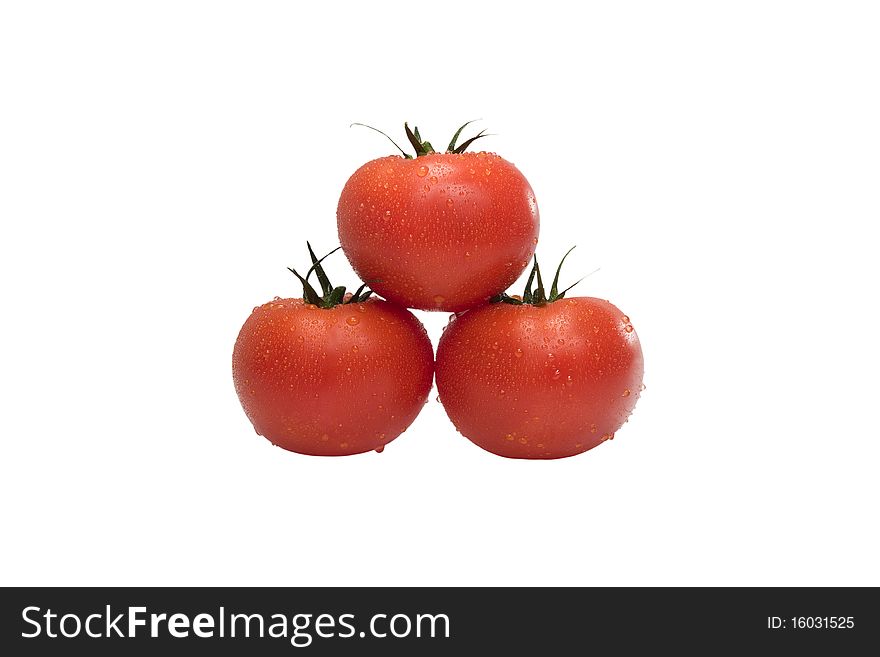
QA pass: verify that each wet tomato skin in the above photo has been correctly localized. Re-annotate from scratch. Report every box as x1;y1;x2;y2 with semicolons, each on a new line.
435;298;643;459
337;152;539;312
232;297;434;456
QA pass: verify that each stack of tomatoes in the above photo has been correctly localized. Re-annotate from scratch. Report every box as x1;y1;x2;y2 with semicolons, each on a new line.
233;123;643;459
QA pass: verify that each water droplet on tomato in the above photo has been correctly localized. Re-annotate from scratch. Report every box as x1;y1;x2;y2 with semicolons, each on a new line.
505;434;515;441
624;324;634;333
567;299;578;305
533;237;539;244
446;198;454;207
357;304;367;312
346;316;360;326
640;383;647;391
351;345;359;352
602;433;615;441
416;165;428;177
384;210;392;219
536;443;544;449
423;184;431;192
430;175;438;184
375;445;385;453
518;437;528;444
485;168;492;176
514;348;523;357
433;295;445;306
252;306;259;313
575;443;584;449
435;395;441;403
499;389;506;396
621;315;630;323
566;375;573;386
296;335;304;343
622;389;631;397
339;442;349;449
320;434;330;442
590;423;597;433
551;369;561;380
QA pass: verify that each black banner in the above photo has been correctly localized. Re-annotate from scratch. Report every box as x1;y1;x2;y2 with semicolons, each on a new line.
1;587;875;655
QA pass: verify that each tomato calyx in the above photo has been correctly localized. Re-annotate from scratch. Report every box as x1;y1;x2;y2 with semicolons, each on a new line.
491;247;584;306
350;121;490;159
287;242;375;309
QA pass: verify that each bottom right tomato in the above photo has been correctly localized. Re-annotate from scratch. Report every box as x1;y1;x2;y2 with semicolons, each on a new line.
435;250;644;459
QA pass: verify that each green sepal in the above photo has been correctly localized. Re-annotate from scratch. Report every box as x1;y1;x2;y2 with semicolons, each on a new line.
521;258;537;304
307;241;333;296
447;120;479;152
288;244;376;309
405;123;434;156
327;286;346;306
348;282;369;303
287;267;323;306
533;260;546;304
353;121;491;158
550;246;576;298
490;293;523;305
490;247;585;307
451;129;488;154
349;123;411;158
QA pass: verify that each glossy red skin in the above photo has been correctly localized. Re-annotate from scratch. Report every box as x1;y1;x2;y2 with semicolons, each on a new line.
435;298;644;459
337;152;540;312
232;297;434;456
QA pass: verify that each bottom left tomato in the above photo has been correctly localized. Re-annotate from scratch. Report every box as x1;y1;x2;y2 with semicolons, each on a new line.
232;244;434;456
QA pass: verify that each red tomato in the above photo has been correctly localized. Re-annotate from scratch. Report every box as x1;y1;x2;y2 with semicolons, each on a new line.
435;256;644;459
337;123;539;312
232;247;434;456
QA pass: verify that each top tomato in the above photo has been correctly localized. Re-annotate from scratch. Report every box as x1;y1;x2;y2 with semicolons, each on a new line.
337;123;540;312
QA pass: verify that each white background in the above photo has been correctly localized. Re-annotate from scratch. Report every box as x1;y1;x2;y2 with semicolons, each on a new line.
2;1;878;586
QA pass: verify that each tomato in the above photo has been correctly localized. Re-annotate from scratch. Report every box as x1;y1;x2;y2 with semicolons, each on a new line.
232;246;434;456
337;122;539;312
435;252;644;459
